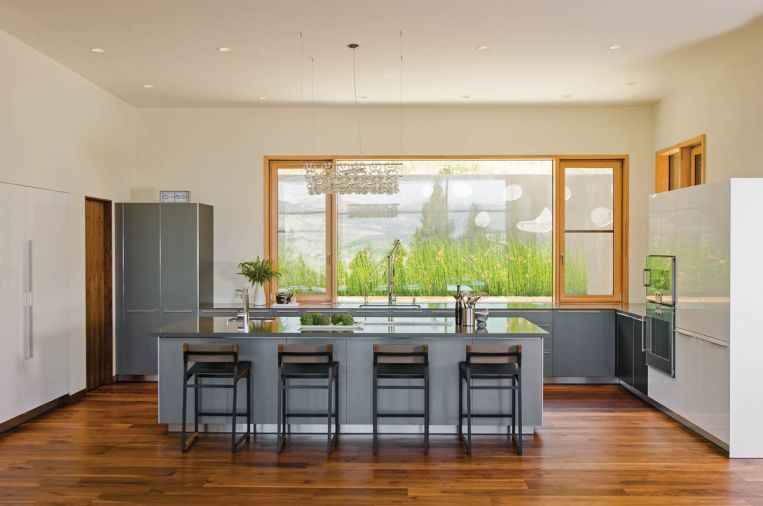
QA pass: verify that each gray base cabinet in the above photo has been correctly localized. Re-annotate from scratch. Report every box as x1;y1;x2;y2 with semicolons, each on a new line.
116;203;213;377
552;310;615;378
616;313;647;394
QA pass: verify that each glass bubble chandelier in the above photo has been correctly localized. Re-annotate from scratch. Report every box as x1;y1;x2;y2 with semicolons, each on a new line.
302;40;403;195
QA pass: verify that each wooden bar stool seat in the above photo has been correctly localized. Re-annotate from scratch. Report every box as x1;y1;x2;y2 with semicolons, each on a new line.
372;344;430;454
277;344;340;454
458;344;523;456
181;343;253;454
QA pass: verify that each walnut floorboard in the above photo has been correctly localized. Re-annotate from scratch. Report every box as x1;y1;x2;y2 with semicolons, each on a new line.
0;383;760;505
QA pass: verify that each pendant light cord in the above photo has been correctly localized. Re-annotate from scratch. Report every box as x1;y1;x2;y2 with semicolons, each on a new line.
399;30;404;154
311;55;315;154
351;45;363;155
299;31;304;156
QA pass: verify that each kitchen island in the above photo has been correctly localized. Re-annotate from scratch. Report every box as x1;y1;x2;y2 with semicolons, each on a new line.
154;315;547;435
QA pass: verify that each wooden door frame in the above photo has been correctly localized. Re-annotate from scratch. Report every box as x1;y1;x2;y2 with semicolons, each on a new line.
554;157;628;304
85;197;114;389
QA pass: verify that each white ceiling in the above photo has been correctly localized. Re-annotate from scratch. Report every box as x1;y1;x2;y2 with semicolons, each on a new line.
1;0;762;107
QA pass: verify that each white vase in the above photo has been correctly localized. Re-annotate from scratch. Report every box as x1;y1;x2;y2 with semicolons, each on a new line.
252;283;267;306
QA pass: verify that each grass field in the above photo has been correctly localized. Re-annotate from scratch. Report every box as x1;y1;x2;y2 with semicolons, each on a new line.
279;237;588;297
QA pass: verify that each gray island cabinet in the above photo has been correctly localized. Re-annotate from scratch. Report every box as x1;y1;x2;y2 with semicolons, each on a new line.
153;315;547;434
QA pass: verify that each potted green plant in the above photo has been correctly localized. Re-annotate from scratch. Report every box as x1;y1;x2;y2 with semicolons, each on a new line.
238;257;280;306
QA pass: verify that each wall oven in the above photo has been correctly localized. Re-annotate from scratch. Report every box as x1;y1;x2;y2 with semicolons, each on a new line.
644;255;676;377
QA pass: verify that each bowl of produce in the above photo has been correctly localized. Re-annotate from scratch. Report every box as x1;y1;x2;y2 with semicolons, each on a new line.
298;312;358;331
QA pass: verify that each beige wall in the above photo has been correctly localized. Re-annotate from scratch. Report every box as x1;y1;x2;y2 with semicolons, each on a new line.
0;30;137;393
653;16;763;181
135;105;653;302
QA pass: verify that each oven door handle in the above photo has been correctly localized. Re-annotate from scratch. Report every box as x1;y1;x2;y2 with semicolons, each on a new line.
644;317;652;352
643;269;652;287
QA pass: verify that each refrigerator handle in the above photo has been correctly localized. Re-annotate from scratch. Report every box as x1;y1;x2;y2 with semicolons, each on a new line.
22;239;34;360
642;269;651;287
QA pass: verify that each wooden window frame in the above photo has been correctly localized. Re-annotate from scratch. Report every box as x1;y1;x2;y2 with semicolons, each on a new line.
655;135;706;193
265;154;629;304
554;157;628;304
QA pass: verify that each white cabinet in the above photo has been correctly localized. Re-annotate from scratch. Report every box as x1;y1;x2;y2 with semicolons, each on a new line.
648;331;729;445
0;183;70;424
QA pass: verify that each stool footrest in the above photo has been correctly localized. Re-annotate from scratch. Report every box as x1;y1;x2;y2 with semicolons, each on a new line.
197;411;250;417
465;385;518;390
376;385;426;390
460;413;515;418
185;384;235;389
284;412;337;418
281;384;331;390
377;412;426;418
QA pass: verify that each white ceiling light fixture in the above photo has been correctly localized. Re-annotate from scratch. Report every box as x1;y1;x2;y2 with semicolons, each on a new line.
476;45;490;51
303;42;402;195
258;95;268;100
142;83;154;89
217;47;232;53
90;48;104;53
461;94;471;99
607;44;623;50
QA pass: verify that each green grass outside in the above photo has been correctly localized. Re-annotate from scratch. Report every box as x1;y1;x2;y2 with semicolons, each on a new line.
279;237;588;297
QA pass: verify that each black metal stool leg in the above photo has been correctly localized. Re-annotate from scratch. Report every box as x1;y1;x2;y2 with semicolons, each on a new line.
246;369;252;440
424;366;430;455
457;372;463;440
517;373;523;455
326;373;333;454
194;375;200;434
466;368;473;456
276;374;284;454
231;376;238;453
372;366;379;455
181;373;188;452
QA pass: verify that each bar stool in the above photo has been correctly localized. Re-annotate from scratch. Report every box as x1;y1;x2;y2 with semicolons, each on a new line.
458;344;522;455
277;344;339;454
372;344;430;454
181;343;252;453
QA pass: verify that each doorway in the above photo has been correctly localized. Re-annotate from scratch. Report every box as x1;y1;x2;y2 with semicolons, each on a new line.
85;197;113;390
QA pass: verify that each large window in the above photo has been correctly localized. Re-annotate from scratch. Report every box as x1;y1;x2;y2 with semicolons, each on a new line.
265;156;627;303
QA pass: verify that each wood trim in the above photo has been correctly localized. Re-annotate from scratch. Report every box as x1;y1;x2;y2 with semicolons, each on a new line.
555;158;626;304
265;158;334;303
0;390;86;434
655;135;706;193
266;154;629;304
85;197;113;390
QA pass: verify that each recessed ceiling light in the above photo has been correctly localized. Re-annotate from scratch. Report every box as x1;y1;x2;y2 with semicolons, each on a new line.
258;96;268;100
461;94;471;99
90;48;105;53
625;81;637;86
562;94;573;99
476;45;490;51
359;95;369;100
217;47;232;53
142;84;155;89
608;44;622;50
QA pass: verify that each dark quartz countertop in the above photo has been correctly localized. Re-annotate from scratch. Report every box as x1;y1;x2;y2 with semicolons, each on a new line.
200;302;647;318
153;315;548;339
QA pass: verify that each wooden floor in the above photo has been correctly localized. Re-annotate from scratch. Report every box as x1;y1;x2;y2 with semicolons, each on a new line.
1;384;762;505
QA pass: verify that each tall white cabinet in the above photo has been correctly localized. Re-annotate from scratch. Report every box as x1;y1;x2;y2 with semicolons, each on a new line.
648;179;763;458
0;182;70;425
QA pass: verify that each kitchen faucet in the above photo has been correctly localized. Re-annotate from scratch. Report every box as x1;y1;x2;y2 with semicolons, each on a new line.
235;287;250;328
387;239;401;305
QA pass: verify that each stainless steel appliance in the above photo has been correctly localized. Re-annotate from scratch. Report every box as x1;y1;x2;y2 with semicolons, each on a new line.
644;255;676;377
